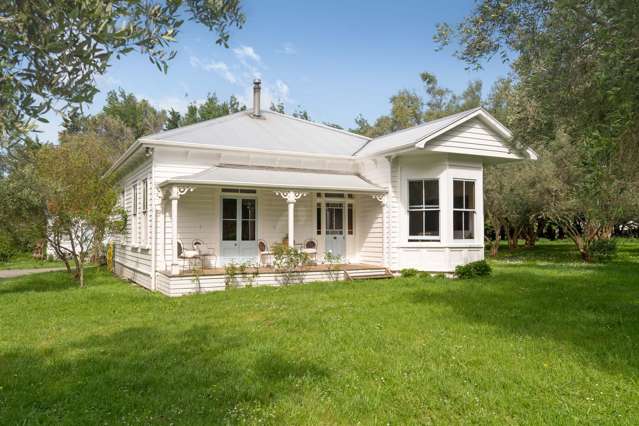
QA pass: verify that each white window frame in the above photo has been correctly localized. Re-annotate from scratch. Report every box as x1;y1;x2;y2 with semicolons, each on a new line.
453;179;476;240
142;178;148;247
407;179;440;241
131;182;139;245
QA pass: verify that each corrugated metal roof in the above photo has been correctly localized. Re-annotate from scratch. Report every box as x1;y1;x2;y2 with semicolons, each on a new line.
161;165;385;192
353;108;481;157
140;110;369;157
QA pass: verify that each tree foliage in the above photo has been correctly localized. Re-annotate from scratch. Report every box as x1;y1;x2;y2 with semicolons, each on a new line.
36;133;125;287
1;0;245;147
168;93;245;128
102;90;166;138
350;73;482;137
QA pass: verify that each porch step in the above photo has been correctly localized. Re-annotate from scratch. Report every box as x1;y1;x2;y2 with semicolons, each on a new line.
344;268;394;281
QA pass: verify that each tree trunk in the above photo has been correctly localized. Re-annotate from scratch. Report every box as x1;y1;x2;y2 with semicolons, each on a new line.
78;259;85;288
525;226;537;248
507;226;521;250
490;231;502;256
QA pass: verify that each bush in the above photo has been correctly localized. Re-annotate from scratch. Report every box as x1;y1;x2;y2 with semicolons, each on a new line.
455;260;492;279
590;239;617;262
0;234;16;263
400;268;419;278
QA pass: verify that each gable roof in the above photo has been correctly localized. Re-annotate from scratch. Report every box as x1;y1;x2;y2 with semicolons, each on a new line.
353;107;518;157
139;110;369;157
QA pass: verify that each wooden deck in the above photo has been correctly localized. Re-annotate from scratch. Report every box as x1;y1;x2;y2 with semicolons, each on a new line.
170;263;386;277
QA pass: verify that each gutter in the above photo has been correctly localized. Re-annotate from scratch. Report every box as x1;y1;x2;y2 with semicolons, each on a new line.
104;140;143;177
158;179;387;193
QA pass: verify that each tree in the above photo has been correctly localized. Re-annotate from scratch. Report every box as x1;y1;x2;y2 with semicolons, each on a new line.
270;102;286;114
0;141;47;254
165;109;182;130
1;0;245;148
177;94;246;127
36;134;125;287
351;72;483;137
292;108;311;121
102;90;166;138
437;0;639;261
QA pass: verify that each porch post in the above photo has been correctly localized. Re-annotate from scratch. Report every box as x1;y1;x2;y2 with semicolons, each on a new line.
372;194;388;267
170;186;180;274
275;191;308;247
169;185;195;274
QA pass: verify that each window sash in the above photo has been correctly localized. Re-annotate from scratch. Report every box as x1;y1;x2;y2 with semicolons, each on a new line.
132;184;137;216
142;179;148;213
453;179;476;240
408;179;439;240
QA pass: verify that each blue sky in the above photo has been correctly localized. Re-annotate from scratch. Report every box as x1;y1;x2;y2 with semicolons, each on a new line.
38;0;509;143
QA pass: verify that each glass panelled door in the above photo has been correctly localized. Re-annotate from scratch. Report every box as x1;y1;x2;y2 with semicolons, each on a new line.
221;197;257;263
325;202;345;258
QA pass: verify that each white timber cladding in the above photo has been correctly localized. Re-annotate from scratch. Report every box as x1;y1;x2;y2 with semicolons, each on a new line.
110;105;529;294
423;118;517;158
114;159;153;287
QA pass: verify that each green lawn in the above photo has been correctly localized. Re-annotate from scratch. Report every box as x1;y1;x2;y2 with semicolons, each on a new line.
1;240;638;424
0;252;66;270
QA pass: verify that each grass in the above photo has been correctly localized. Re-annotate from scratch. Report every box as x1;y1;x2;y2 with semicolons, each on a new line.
1;240;638;424
0;252;65;270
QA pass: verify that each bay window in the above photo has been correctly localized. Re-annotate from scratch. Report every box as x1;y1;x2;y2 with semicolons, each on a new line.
408;179;439;241
453;180;475;239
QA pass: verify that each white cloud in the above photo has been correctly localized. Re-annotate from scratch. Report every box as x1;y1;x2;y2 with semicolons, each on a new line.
233;45;261;63
277;42;297;55
190;55;237;84
95;74;122;89
203;61;237;84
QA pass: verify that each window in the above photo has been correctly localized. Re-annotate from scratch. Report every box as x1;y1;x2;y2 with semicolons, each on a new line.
222;198;237;241
142;179;148;213
131;183;138;245
132;183;138;216
347;203;354;235
453;180;475;239
408;179;439;240
316;203;322;235
241;199;256;241
324;192;345;198
222;188;256;194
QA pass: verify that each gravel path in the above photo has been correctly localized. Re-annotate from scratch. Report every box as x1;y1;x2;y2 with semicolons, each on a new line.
0;268;66;279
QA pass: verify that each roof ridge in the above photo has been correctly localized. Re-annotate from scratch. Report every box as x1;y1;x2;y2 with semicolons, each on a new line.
264;110;371;141
139;110;247;141
368;107;480;142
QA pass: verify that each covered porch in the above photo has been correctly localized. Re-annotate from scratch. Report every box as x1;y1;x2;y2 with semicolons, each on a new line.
156;164;388;278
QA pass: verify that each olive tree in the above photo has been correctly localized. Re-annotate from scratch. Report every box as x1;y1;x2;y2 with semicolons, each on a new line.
36;133;125;287
1;0;244;148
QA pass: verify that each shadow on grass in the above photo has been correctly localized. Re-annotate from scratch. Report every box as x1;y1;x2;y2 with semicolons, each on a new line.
410;260;639;376
0;325;329;423
0;271;78;294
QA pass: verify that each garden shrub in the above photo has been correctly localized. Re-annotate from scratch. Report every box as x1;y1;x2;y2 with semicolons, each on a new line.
455;260;492;279
0;234;16;263
272;244;310;285
590;239;617;262
400;268;419;278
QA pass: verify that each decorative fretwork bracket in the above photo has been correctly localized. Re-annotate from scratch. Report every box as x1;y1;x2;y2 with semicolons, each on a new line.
274;191;308;203
372;194;387;205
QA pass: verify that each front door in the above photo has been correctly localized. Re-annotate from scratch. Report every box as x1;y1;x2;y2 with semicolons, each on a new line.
221;197;257;264
325;202;345;258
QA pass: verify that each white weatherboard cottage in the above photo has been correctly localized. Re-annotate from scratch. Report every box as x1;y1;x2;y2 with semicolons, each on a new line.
109;80;535;296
